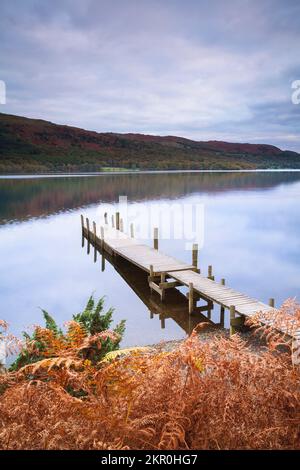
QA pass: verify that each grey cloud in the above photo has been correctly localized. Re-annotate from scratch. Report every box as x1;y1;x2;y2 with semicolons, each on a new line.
0;0;299;150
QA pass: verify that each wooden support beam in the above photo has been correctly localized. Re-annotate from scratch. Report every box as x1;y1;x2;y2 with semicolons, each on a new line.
161;317;166;329
130;223;134;238
269;298;275;308
192;243;198;269
104;212;108;224
189;282;194;315
159;280;181;290
116;212;120;230
80;214;84;230
153;227;158;250
101;253;105;272
149;281;163;295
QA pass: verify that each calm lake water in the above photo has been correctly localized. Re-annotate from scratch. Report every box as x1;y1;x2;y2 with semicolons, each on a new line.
0;171;300;346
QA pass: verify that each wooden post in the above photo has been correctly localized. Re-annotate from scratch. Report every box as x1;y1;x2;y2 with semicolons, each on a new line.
188;282;194;315
86;218;90;238
93;221;97;242
149;264;154;278
104;212;108;224
149;265;154;293
269;298;275;308
230;305;236;336
153;227;158;250
161;317;165;329
130;223;134;238
116;212;120;230
221;278;225;286
208;265;213;279
160;272;166;301
101;253;105;272
220;305;225;326
120;218;124;232
150;311;154;319
100;226;104;250
111;215;115;228
80;214;84;231
192;243;198;269
210;275;215;281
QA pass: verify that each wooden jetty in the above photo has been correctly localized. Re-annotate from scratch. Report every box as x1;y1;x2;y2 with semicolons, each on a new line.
81;213;297;336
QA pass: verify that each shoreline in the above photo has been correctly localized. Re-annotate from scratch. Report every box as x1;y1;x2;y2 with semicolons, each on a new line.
1;168;300;179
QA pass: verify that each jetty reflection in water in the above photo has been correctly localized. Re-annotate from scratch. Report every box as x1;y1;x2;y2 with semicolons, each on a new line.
83;235;219;336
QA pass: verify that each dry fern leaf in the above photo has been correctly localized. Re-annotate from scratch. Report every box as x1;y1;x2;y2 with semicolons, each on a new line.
101;347;152;363
19;356;83;375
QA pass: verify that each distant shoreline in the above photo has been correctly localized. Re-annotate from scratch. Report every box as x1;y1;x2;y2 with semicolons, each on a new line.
1;168;300;179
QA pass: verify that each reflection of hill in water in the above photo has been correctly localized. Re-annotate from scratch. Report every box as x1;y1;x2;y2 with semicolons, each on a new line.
1;171;300;224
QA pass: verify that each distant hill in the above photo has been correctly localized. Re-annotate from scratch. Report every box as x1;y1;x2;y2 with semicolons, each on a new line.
0;112;299;173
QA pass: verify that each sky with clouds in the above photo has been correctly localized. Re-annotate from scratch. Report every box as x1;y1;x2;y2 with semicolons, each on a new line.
0;0;300;150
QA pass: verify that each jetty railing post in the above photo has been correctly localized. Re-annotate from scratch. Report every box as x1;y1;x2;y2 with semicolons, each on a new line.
130;223;134;238
269;298;275;308
111;215;115;228
230;305;236;335
192;243;198;270
116;212;120;230
104;212;108;225
153;227;158;250
189;282;194;314
208;265;213;279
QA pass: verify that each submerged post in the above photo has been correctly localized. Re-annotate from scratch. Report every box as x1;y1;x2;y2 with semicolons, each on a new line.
192;243;198;269
120;218;124;232
104;212;108;225
230;305;236;335
269;298;275;308
116;212;120;230
130;223;134;238
111;214;115;228
80;214;84;231
221;278;225;285
153;227;158;250
188;282;194;315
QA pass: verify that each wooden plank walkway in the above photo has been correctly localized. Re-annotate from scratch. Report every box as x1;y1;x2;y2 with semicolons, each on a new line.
170;270;271;317
87;225;196;276
82;214;298;337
